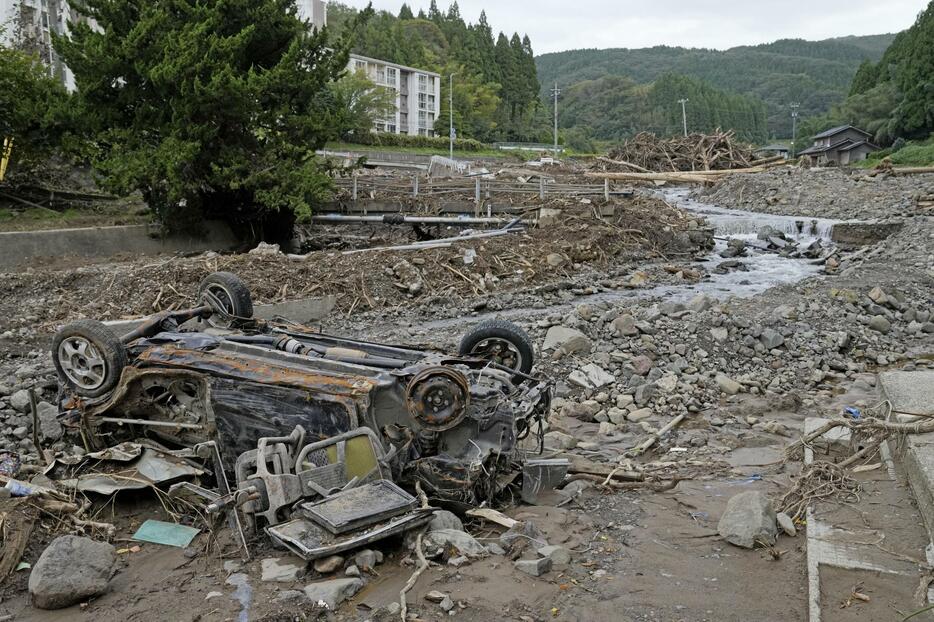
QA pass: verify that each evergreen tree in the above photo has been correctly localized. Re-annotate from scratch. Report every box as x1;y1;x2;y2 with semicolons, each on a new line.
428;0;442;22
56;0;358;237
398;4;414;20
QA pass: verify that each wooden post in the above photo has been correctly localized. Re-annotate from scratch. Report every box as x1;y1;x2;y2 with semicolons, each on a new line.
413;175;419;197
604;178;610;202
539;176;545;200
352;175;358;202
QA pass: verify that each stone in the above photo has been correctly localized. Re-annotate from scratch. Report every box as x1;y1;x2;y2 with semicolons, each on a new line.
656;374;678;394
634;383;656;405
440;595;455;612
261;556;306;582
545;253;566;267
616;394;634;409
659;302;687;317
36;401;63;441
9;389;30;413
686;293;715;313
425;529;488;558
868;315;891;334
717;491;778;549
28;536;116;610
354;549;383;571
344;565;360;577
536;544;571;566
273;590;307;605
598;421;618;436
544;431;577;450
543;326;591;354
776;512;797;537
569;363;615;389
627;408;653;422
313;555;345;574
715;374;742;395
561;400;601;421
514;557;553;577
425;590;448;603
759;329;785;349
12;426;28;439
631;355;653;376
429;510;464;533
610;314;639;337
710;327;729;343
303;578;364;610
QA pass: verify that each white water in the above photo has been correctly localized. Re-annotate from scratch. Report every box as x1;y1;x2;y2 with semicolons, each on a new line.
409;190;851;331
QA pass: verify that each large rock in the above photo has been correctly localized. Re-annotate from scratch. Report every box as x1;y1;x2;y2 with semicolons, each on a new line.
543;326;591;353
29;536;116;609
261;556;306;582
303;577;364;610
610;314;639;337
759;329;785;350
37;401;63;442
717;491;778;549
868;315;891;334
568;364;615;389
428;510;464;532
715;374;742;395
425;529;487;558
10;389;31;413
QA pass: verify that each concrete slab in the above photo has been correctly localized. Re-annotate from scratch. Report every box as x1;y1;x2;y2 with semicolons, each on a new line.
880;370;934;416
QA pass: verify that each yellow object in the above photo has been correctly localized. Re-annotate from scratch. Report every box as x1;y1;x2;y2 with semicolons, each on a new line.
325;434;379;480
0;136;12;182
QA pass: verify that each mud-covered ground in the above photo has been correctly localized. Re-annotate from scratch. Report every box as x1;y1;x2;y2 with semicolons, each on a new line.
1;172;933;622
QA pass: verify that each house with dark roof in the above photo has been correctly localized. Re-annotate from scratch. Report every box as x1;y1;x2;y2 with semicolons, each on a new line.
798;125;879;166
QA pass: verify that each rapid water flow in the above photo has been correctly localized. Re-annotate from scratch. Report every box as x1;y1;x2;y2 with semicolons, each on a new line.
394;189;853;332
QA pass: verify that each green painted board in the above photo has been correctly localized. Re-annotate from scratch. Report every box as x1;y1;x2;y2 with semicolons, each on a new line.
131;519;200;548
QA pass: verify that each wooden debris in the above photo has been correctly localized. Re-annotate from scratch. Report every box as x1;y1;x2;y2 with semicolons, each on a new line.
466;508;518;529
597;130;759;173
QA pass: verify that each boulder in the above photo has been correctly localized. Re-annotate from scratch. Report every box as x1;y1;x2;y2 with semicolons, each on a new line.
303;578;364;610
10;389;30;413
569;364;615;389
543;326;591;353
717;491;778;548
610;314;639;337
514;557;552;577
715;374;742;395
313;555;345;574
425;529;487;558
261;556;307;582
37;401;62;442
759;329;785;350
868;315;891;334
428;510;464;533
29;536;116;609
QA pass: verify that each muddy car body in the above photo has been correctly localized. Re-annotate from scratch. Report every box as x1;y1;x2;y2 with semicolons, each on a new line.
53;273;551;506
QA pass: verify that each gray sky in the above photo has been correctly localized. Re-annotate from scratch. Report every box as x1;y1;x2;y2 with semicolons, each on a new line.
332;0;927;54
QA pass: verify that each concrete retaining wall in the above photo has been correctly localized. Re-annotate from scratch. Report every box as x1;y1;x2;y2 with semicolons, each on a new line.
0;221;239;271
831;221;903;247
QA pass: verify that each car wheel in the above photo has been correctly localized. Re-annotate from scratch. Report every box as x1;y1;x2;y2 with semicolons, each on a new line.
198;272;254;328
52;320;127;398
458;319;535;381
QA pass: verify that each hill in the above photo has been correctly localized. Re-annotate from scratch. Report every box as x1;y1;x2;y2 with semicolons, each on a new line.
537;34;895;139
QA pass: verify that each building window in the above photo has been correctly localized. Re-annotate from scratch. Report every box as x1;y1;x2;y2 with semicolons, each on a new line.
354;60;366;72
386;67;397;86
418;74;428;92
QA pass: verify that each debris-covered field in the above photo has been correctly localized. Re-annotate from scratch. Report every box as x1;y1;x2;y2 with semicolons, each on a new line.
1;165;933;622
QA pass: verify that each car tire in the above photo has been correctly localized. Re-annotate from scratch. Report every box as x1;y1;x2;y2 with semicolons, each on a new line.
52;319;127;398
458;319;535;381
198;272;254;327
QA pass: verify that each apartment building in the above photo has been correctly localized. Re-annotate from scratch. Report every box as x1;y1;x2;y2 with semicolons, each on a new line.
347;54;442;137
0;0;79;89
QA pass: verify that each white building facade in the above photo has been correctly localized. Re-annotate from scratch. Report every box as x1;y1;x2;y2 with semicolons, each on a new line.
1;0;79;90
347;53;441;137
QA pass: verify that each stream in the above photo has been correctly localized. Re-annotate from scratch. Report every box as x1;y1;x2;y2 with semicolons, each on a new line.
369;189;849;334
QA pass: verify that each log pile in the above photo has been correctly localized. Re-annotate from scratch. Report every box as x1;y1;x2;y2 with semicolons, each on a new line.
597;130;759;173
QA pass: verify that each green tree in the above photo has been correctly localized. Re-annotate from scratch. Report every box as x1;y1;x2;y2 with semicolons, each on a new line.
398;4;414;20
55;0;358;239
0;37;67;178
331;69;398;138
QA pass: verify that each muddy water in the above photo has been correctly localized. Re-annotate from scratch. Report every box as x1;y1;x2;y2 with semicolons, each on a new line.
414;189;848;333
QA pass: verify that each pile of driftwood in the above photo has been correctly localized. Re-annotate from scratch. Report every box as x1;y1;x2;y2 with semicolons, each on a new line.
598;130;758;173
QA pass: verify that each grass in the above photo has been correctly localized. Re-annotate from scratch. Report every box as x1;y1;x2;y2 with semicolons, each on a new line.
0;202;149;232
857;139;934;168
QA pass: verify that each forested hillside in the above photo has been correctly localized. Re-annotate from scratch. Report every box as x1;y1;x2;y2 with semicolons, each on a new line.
537;34;894;140
561;74;768;149
327;1;548;142
803;2;934;144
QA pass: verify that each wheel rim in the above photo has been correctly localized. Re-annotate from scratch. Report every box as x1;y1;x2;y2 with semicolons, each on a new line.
58;337;108;390
469;338;523;373
202;283;236;327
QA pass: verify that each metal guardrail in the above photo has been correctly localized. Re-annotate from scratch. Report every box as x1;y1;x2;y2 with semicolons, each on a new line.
332;177;629;203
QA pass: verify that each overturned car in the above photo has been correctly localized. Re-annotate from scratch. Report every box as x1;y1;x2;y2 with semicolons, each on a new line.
51;272;552;515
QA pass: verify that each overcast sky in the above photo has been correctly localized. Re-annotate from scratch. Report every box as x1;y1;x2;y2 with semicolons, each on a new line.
332;0;927;54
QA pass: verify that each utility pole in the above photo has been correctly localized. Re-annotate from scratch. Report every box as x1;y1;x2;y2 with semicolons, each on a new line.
678;98;689;137
449;73;456;160
790;102;800;158
551;82;561;155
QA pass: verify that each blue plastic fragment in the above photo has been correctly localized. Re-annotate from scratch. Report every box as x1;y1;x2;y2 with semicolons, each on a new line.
844;407;862;419
132;519;200;548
